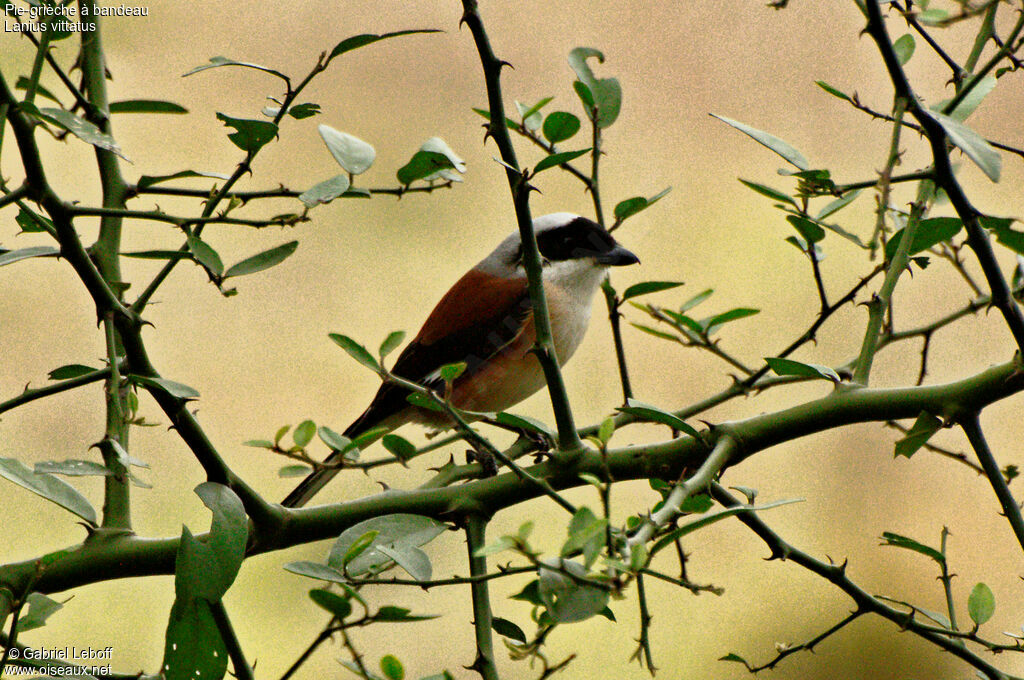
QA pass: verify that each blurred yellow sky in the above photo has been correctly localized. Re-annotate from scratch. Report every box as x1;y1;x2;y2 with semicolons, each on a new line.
2;1;1023;678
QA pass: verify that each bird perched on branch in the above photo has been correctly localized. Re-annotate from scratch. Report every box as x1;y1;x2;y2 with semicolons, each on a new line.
282;212;639;507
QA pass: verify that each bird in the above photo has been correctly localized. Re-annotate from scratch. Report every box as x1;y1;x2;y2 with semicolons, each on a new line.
281;212;639;507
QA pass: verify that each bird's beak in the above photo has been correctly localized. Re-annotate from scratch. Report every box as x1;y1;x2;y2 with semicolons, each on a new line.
596;244;640;266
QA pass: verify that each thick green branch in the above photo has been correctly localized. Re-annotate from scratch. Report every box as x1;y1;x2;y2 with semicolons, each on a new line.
465;515;499;680
4;358;1021;596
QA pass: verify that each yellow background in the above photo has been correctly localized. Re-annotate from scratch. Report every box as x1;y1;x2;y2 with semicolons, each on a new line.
2;1;1023;678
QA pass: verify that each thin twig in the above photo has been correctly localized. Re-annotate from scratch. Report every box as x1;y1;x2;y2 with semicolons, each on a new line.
460;0;583;454
710;483;1020;680
960;412;1024;556
209;600;255;680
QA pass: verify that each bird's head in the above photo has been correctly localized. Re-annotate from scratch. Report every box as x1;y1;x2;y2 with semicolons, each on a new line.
482;213;639;276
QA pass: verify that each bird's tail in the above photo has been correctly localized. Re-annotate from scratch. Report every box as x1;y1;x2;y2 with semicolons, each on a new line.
280;411;382;508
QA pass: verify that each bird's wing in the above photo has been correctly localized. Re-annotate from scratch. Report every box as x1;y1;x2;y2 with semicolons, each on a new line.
343;268;532;437
282;269;532;508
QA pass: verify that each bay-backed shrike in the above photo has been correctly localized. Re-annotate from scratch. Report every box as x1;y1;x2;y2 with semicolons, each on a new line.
282;212;638;507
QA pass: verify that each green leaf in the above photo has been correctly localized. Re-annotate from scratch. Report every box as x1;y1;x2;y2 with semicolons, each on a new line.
474;535;516;557
162;596;226;680
893;33;915;65
917;8;950;25
328;514;447;577
382;434;416;461
935;76;997;122
377;543;433;581
680;288;714;312
15;207;55;233
440;362;467;382
122;249;192;261
616;399;699;438
511;579;543;605
187;482;249;599
406;392;443;411
650;499;802;556
533;148;591;174
739;179;796;206
223;241;298;278
710;113;809;170
979;217;1024;257
491;617;527;643
328;29;441;62
35;459;112;477
293;420;316;448
764;357;840;383
131;375;201;400
885;217;963;260
380;655;405;680
136;170;230;190
594;417;615;446
0;458;97;525
15;76;60;104
287;102;322;119
318;124;376;175
471;107;522;132
109;99;188;114
613;187;671;221
278;465;311;478
15;593;63;633
183;56;288;81
787;215;825;243
573;80;594;110
968;582;995;626
186;234;224;276
621;281;684;301
680;493;714;514
494;412;555;440
568;47;622;128
815;80;852;103
894;411;943;459
379;331;407;359
397;137;465;185
563;507;608;569
299;174;351;207
0;246;59;267
816;189;862;220
32;106;127;160
318;425;352;452
373;606;439;623
629;323;679;342
283;560;347;583
515;98;548;131
720;652;749;666
329;333;381;372
342;530;381;567
931;111;1001;182
215;113;278;153
543;111;581;143
705;307;760;333
309;588;352;620
879;531;944;564
538;558;608;623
